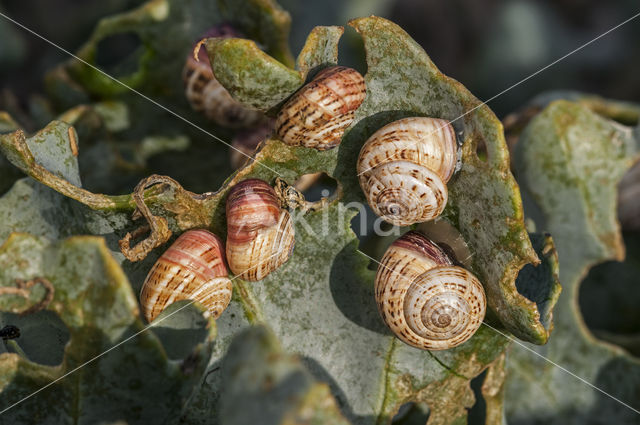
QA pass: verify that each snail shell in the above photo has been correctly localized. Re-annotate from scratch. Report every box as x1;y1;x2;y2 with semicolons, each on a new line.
375;231;486;350
226;179;295;281
140;229;232;322
357;117;458;226
183;26;264;128
275;66;366;150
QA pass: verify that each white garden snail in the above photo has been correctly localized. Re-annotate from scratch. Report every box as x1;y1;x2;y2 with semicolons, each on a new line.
275;66;366;150
357;117;458;226
375;231;486;350
139;229;232;322
183;25;264;128
226;178;295;281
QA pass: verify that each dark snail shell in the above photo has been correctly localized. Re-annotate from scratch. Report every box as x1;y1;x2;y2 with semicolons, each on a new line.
275;66;366;150
140;229;232;322
375;231;486;350
226;179;295;281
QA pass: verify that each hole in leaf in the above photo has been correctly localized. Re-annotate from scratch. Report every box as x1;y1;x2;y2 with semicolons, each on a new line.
579;231;640;357
514;232;557;332
338;26;367;77
95;32;144;79
300;172;337;202
468;369;488;425
0;310;70;366
391;401;430;423
475;136;488;163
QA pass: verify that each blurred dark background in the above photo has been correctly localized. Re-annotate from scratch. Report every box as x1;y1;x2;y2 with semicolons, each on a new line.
1;0;639;118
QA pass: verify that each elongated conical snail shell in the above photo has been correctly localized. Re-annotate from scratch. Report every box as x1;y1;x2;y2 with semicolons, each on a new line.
275;66;366;150
226;179;295;281
357;117;458;226
140;229;232;322
375;231;486;350
183;26;264;128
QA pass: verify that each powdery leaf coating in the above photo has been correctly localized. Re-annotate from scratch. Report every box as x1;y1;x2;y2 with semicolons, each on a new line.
219;325;351;425
507;100;640;425
0;11;563;425
0;234;215;424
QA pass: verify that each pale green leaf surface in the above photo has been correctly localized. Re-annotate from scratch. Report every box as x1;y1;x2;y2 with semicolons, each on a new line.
507;100;640;424
205;24;343;111
219;325;351;425
43;0;295;195
0;233;216;424
0;12;564;425
206;15;560;344
206;37;304;111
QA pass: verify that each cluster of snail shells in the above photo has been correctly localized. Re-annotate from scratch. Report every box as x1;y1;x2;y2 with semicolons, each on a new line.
275;66;366;150
376;231;486;350
357;117;458;226
140;178;294;322
183;25;264;128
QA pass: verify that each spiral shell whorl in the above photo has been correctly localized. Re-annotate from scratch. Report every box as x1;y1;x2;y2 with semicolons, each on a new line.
358;117;458;226
365;161;448;226
275;66;366;150
226;179;295;281
140;229;232;323
375;231;486;350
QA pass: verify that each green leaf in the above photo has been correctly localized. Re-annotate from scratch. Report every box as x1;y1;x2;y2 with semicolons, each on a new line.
295;26;344;74
1;14;563;425
216;0;294;67
205;38;304;111
0;233;216;424
219;325;351;425
206;15;560;344
48;0;292;99
345;16;559;345
42;0;297;196
204;24;344;111
507;100;640;423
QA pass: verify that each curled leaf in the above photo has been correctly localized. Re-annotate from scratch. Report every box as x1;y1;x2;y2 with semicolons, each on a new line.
0;233;216;423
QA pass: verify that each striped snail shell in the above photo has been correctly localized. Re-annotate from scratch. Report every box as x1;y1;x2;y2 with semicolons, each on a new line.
226;179;295;281
375;231;486;350
357;117;458;226
183;25;264;128
140;229;232;322
275;66;366;150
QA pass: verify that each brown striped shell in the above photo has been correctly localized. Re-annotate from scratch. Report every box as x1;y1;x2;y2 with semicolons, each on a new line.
183;26;264;128
357;117;458;226
226;179;295;281
275;66;366;150
140;229;232;323
375;231;486;350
